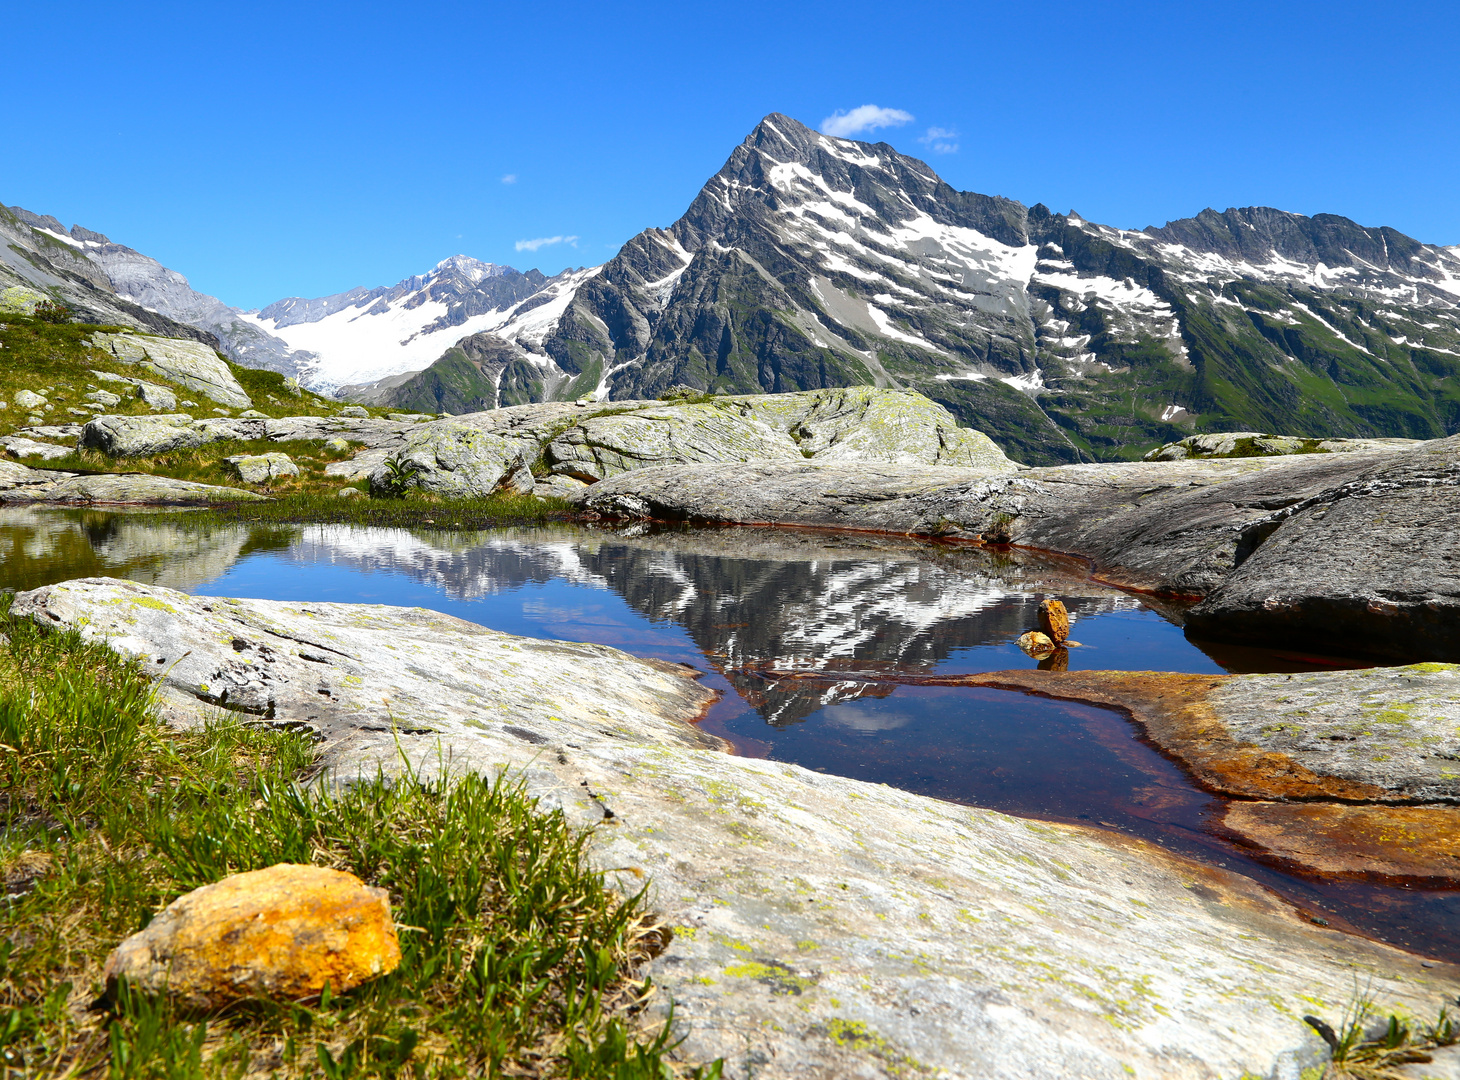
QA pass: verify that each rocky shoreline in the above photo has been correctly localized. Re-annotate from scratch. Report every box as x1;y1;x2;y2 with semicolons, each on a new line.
13;577;1460;1080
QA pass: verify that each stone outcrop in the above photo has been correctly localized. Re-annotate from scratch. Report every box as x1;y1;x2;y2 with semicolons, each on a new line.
1145;432;1425;461
573;434;1460;661
13;578;1460;1080
103;864;399;1009
89;332;251;409
1185;435;1460;662
79;414;216;456
359;390;1013;497
370;422;535;497
227;452;299;483
731;386;1012;468
544;403;802;481
0;460;265;505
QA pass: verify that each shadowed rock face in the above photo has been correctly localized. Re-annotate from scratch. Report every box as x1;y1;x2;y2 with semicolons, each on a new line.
11;578;1458;1080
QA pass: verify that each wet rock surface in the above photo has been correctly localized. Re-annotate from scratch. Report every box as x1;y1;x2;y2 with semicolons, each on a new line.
103;864;400;1010
14;578;1460;1080
1221;803;1460;883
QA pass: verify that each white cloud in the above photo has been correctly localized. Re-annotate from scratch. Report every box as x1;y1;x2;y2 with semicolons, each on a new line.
515;235;579;253
820;105;914;138
501;173;517;184
918;126;959;154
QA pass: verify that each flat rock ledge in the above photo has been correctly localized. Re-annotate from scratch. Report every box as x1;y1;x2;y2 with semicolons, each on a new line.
13;579;1460;1080
0;460;266;506
574;433;1460;662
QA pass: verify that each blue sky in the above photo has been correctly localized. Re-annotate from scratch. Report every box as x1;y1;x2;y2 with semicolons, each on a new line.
4;0;1456;309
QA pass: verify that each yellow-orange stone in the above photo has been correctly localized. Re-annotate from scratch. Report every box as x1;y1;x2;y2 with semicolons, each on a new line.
104;863;400;1008
1037;598;1070;644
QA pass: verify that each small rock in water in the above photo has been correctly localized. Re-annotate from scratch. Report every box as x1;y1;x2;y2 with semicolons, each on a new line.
1037;599;1070;644
1017;630;1056;658
103;863;400;1010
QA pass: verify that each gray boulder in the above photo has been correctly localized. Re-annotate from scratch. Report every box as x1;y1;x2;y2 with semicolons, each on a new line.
544;402;801;481
135;382;177;411
84;389;122;408
13;389;46;410
325;447;390;482
78;414;214;456
89;332;251;409
2;436;71;461
226;452;300;483
370;423;535;497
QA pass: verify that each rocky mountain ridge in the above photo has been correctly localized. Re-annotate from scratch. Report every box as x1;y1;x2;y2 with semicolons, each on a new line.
349;115;1460;464
11;113;1460;464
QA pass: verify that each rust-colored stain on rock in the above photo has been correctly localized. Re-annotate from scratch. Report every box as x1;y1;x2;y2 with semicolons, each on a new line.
1222;803;1460;883
104;863;400;1009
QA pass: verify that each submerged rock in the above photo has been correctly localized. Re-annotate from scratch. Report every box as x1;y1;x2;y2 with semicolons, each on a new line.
13;578;1457;1080
1221;803;1460;883
104;863;399;1009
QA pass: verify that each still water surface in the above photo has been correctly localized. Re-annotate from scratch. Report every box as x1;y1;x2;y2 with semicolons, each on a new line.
3;507;1455;961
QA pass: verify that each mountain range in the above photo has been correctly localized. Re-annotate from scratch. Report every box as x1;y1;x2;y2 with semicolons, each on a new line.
6;113;1459;464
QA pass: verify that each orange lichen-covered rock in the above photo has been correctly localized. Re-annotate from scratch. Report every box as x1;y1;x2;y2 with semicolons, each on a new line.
103;863;400;1009
1037;598;1070;644
1017;630;1056;657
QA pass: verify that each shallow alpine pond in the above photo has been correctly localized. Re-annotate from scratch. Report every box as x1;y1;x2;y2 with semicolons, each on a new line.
3;506;1456;962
